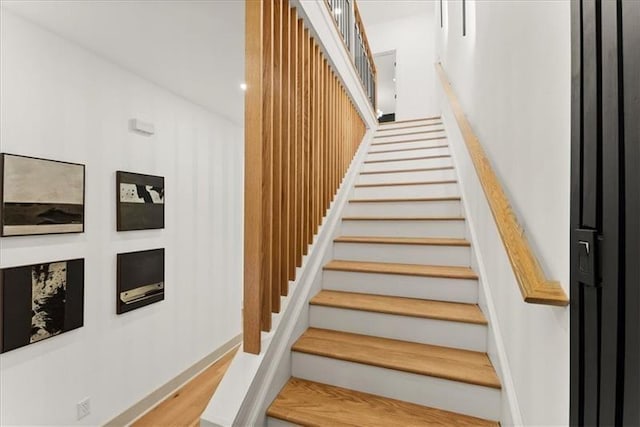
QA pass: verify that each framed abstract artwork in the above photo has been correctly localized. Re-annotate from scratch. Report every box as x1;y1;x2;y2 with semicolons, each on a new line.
116;248;165;314
0;153;85;237
0;258;85;353
116;171;164;231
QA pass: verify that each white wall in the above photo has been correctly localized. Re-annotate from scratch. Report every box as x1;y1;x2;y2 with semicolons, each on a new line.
366;8;438;120
0;10;243;426
435;1;571;425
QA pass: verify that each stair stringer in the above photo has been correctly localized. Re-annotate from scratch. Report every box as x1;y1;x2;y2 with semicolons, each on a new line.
200;130;375;427
440;110;523;425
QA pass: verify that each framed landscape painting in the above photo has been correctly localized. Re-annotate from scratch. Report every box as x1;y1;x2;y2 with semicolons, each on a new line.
116;171;164;231
117;248;165;314
0;153;85;237
0;258;85;353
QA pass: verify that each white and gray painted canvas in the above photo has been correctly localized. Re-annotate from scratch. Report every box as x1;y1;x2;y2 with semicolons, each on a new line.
2;154;84;236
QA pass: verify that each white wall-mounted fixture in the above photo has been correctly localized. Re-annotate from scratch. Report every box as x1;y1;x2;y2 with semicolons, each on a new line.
129;118;155;136
240;83;247;91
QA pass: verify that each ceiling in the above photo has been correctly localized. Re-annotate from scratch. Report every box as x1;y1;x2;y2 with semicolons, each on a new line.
1;1;245;124
358;0;434;27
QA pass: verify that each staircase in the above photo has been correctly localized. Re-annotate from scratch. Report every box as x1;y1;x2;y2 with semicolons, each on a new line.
266;117;502;426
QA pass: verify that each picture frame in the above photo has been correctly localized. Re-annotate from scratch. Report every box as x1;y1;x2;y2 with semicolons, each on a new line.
116;171;165;231
116;248;165;314
0;258;85;353
0;153;85;237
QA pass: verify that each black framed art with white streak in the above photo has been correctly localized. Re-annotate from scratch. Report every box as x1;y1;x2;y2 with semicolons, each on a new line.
116;171;164;231
0;258;85;353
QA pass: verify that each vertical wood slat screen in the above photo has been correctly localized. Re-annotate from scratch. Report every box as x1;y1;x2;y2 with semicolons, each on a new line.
244;0;367;354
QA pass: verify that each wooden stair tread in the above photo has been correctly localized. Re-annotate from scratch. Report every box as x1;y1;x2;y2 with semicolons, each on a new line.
374;129;445;138
292;328;499;388
368;144;448;154
371;136;448;146
311;289;485;324
350;196;461;203
360;166;453;175
267;377;499;426
334;236;470;246
324;260;477;280
364;154;450;164
354;180;457;188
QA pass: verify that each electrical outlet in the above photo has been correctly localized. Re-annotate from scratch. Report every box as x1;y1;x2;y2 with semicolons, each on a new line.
77;397;90;420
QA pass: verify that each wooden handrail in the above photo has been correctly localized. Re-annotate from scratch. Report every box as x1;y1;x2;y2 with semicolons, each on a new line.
435;63;569;307
243;0;367;354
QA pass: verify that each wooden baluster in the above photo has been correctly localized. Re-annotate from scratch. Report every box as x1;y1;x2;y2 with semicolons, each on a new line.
280;0;289;297
261;0;274;329
271;0;282;313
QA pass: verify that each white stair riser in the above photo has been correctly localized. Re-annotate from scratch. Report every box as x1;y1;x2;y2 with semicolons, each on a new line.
291;353;500;421
378;120;442;130
267;418;300;427
366;146;450;161
353;182;460;199
332;242;470;266
357;168;457;185
373;131;447;144
362;156;452;172
344;200;463;217
322;270;478;303
341;220;465;238
370;138;448;151
309;306;487;352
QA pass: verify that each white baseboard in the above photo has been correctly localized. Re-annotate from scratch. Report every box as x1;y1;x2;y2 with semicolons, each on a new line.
103;333;242;427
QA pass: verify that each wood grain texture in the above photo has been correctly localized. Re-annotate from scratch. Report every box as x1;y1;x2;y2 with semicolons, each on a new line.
133;347;238;427
373;129;446;139
310;290;487;325
368;144;449;155
268;377;499;426
243;0;368;353
323;261;478;280
436;63;569;306
354;180;457;188
292;328;499;387
243;0;264;354
364;154;451;164
334;236;471;247
261;0;274;328
359;166;454;175
271;0;282;313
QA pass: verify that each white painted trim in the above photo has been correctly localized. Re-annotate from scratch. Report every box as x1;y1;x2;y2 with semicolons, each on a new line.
104;333;242;427
437;82;523;426
200;130;374;427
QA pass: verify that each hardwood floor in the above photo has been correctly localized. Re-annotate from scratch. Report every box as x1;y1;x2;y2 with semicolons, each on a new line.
133;347;238;427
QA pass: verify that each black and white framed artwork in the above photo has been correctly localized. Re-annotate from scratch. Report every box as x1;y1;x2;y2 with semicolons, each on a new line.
117;248;165;314
0;258;84;353
116;171;164;231
0;153;85;237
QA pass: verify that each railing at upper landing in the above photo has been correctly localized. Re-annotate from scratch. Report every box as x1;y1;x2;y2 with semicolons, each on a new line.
325;0;377;109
